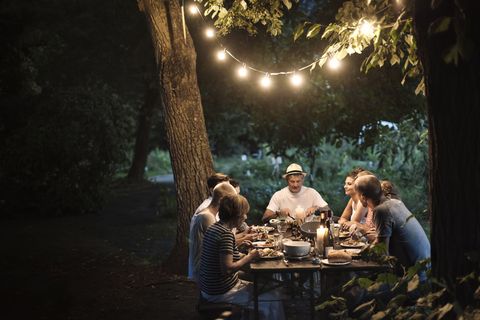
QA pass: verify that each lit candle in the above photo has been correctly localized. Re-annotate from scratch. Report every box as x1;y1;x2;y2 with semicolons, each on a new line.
316;226;325;256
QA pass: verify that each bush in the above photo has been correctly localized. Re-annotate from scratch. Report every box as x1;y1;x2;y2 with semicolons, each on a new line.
0;85;135;216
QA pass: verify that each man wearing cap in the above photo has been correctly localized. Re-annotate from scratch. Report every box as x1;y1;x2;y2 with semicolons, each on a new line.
262;163;329;223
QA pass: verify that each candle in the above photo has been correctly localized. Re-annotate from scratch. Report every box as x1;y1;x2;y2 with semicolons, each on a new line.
316;226;326;256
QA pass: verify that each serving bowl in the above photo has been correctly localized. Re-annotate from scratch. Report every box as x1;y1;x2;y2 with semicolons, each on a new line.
283;240;311;257
300;221;323;239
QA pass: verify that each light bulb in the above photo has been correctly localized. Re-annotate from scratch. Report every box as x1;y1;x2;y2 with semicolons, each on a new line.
237;65;248;78
189;5;198;15
290;73;303;87
217;49;226;61
360;20;375;38
205;28;215;38
260;74;271;88
328;57;341;70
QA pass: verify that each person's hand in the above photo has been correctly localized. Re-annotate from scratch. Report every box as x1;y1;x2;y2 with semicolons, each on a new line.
365;228;377;243
248;249;260;261
340;220;354;230
304;207;317;217
278;208;290;219
242;233;256;242
238;240;253;252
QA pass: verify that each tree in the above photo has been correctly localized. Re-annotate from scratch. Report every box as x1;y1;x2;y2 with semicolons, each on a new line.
138;0;214;273
127;70;159;181
197;0;480;288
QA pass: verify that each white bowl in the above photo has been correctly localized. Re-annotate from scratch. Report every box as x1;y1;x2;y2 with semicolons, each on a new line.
283;240;311;257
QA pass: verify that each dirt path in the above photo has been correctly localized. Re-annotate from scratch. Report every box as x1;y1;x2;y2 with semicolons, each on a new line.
0;182;200;320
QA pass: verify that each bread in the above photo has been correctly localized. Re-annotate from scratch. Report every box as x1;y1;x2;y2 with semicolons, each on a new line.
327;250;352;263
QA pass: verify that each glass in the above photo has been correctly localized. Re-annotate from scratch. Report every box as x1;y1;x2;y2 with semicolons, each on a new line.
277;220;288;235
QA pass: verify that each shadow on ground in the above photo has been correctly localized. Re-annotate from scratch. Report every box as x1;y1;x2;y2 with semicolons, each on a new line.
0;181;200;320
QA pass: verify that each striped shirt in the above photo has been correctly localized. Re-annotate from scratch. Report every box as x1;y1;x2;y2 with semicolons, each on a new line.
199;222;241;295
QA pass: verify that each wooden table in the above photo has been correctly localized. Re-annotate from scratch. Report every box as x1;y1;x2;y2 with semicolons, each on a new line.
249;257;390;320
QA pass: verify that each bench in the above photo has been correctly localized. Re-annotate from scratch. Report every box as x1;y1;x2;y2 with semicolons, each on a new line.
196;296;244;319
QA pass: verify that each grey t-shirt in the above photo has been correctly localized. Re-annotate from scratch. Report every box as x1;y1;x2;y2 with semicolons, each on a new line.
374;199;430;268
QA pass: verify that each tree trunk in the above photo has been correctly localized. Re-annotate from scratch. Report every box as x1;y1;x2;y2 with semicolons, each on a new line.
414;0;480;288
139;0;214;274
127;75;159;181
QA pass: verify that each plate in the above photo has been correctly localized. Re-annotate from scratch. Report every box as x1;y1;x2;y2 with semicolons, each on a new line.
259;251;283;259
321;259;351;266
252;241;274;248
340;241;365;248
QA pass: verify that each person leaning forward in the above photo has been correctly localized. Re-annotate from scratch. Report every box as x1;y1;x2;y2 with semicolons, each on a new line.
262;163;330;224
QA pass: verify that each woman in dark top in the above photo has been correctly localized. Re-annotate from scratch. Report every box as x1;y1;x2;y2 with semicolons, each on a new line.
199;194;285;320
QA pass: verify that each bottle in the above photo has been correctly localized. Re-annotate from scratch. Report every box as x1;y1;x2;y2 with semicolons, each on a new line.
326;210;335;247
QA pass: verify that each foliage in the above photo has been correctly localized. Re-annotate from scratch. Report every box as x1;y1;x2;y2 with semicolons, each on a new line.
317;244;480;319
0;0;148;216
0;85;135;216
195;0;296;36
145;148;173;176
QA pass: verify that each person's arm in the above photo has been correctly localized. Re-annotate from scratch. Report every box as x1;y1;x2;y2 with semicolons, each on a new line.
339;198;354;225
262;209;277;223
235;230;255;245
373;236;390;255
220;250;259;275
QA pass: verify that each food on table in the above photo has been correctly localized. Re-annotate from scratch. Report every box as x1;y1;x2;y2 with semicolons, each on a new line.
258;248;282;258
339;231;351;238
253;239;274;247
327;250;352;263
251;226;274;233
342;238;362;246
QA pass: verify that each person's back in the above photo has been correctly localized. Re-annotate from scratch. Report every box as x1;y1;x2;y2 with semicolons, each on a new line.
374;199;430;268
188;208;216;281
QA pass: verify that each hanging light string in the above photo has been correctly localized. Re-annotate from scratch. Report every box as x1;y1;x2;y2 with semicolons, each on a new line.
186;1;401;87
188;2;322;77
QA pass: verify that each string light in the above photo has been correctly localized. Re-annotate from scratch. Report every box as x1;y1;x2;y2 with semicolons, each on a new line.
237;64;248;78
188;4;198;15
217;49;227;61
260;74;272;88
328;57;341;70
205;28;215;38
290;73;303;87
359;20;375;38
185;0;362;89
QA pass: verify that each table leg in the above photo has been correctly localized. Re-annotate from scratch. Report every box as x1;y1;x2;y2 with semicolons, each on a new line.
310;273;314;320
254;272;259;320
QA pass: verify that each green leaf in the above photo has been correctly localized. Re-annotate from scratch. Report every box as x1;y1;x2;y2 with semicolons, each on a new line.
240;0;247;10
390;54;401;66
306;24;322;39
371;311;387;320
387;294;408;308
376;272;398;285
428;17;451;34
293;23;305;42
335;48;348;61
407;274;420;292
282;0;292;10
353;299;376;319
358;277;374;288
415;78;425;95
